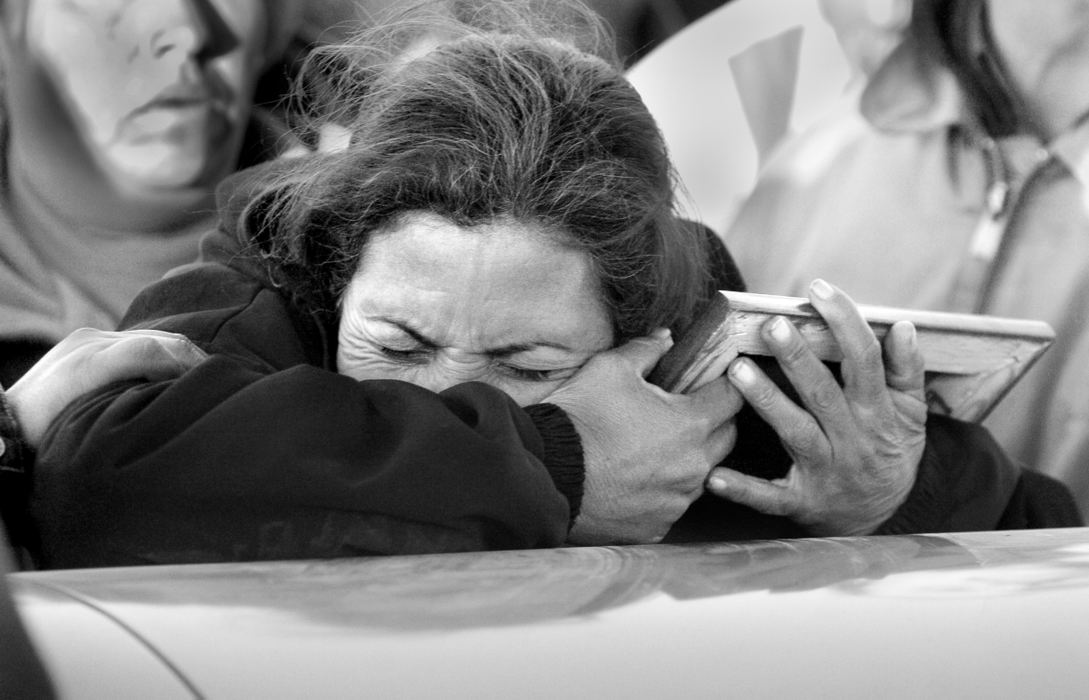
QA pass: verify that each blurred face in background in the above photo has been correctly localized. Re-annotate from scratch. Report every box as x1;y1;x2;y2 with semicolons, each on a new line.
984;0;1089;56
819;0;911;77
24;0;267;192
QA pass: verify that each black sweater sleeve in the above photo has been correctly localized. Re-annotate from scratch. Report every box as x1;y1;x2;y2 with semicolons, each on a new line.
29;359;576;569
877;415;1084;534
0;383;34;548
26;255;583;568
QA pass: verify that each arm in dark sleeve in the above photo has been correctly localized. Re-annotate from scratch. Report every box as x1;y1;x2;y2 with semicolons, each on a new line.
0;384;33;548
878;415;1084;534
29;357;579;568
0;383;30;471
670;408;1081;541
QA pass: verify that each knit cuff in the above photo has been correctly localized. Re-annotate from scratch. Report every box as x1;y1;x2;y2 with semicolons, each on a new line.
0;385;32;476
524;403;585;529
0;384;34;551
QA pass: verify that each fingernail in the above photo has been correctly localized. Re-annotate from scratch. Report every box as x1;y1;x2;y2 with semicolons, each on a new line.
769;316;792;343
729;358;756;385
811;278;834;299
904;322;917;350
707;475;727;492
649;327;672;341
182;340;208;360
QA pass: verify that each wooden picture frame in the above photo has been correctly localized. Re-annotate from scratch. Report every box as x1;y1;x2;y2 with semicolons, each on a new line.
648;291;1055;422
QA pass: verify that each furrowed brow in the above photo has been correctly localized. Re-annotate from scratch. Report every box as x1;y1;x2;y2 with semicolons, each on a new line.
376;316;576;356
377;317;439;349
489;340;575;357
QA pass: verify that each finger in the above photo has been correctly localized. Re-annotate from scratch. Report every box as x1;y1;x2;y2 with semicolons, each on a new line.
705;466;796;518
727;357;828;464
54;328;188;353
883;321;925;398
806;279;886;405
607;328;674;377
704;415;739;468
761;314;851;427
118;330;207;368
140;336;207;379
123;330;207;370
51;327;114;352
163;336;208;370
96;336;202;383
687;375;745;426
123;328;196;342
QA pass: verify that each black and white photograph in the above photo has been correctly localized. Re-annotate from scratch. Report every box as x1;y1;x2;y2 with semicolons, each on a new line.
2;1;1087;697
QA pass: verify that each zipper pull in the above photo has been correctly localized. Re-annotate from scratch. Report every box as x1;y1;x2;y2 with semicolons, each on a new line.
969;179;1010;261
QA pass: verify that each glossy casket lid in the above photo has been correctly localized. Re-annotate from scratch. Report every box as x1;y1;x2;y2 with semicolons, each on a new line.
12;528;1089;698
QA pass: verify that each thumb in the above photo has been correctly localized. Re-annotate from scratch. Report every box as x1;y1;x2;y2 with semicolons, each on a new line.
97;333;207;383
705;467;796;519
883;321;925;397
164;336;209;371
607;328;673;377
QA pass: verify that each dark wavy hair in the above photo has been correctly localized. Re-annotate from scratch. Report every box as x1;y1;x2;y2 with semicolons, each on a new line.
243;0;711;341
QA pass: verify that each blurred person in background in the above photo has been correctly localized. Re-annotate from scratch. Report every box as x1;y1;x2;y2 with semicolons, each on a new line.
726;0;1089;519
0;0;302;385
624;0;908;238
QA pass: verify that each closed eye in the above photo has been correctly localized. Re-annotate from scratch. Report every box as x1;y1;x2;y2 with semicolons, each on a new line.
498;364;578;382
380;346;430;363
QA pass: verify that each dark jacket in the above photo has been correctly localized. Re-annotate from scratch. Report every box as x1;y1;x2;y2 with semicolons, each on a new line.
24;166;1081;569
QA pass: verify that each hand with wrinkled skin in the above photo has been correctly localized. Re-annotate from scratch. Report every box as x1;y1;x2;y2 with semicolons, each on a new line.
706;280;927;536
7;328;208;448
547;329;743;545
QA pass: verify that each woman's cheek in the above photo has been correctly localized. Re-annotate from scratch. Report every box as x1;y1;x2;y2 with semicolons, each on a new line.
498;378;566;407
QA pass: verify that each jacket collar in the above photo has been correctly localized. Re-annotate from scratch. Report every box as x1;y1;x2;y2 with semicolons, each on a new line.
858;8;967;134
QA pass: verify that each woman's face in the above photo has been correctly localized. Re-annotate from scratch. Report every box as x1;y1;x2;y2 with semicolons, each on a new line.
336;211;615;406
24;0;267;191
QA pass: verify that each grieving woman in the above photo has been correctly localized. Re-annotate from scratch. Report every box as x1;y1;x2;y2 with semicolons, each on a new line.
21;0;1078;569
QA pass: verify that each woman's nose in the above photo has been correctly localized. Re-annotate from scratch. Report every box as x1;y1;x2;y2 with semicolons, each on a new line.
416;355;491;394
151;0;238;63
151;25;200;64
